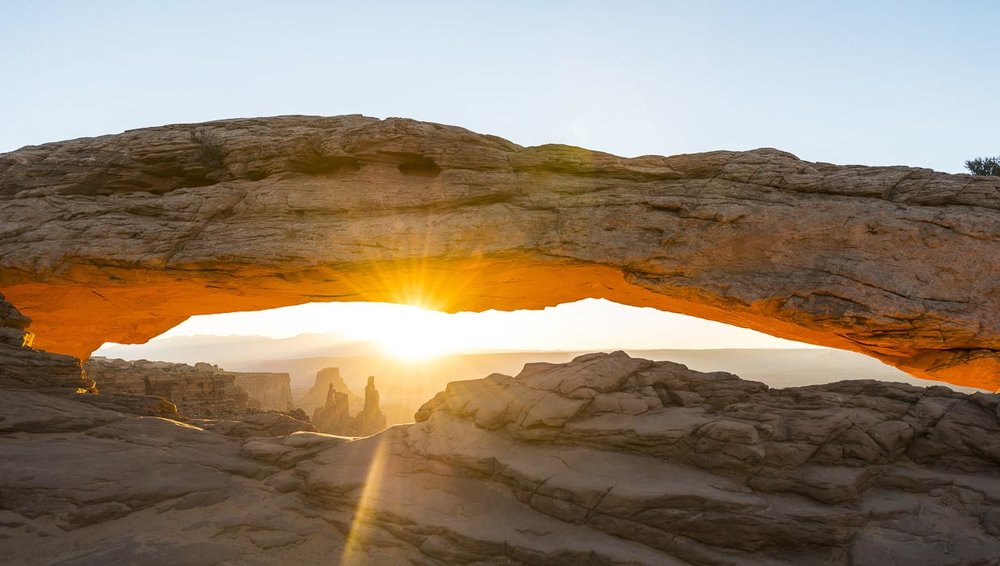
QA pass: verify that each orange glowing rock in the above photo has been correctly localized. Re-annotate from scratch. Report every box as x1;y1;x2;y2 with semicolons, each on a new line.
1;116;998;390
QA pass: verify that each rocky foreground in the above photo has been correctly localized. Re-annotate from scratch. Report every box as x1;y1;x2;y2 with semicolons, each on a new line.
2;352;999;565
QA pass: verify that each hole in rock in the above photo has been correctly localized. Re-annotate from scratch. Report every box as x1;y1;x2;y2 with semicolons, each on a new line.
92;299;973;434
390;153;441;177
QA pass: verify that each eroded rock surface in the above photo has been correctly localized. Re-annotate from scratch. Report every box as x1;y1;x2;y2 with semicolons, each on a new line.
312;375;388;437
232;372;293;411
85;357;251;418
4;352;1000;565
297;367;362;415
1;116;998;388
0;292;93;391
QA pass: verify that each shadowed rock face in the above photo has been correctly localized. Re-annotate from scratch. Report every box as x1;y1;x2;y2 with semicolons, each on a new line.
4;352;1000;564
0;115;998;389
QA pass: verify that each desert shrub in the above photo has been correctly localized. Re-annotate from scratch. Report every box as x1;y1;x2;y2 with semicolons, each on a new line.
965;156;1000;176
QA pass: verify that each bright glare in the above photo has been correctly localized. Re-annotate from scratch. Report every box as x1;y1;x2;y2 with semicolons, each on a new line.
367;306;455;360
143;298;820;359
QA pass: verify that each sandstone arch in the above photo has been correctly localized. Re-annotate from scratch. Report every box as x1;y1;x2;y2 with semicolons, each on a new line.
1;115;998;390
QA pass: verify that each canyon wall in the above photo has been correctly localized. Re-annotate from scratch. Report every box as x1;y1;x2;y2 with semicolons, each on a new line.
85;358;250;417
0;116;998;389
232;372;293;411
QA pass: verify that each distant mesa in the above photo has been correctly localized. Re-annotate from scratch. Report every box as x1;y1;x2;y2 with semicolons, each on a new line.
79;355;313;437
231;372;293;412
295;366;363;415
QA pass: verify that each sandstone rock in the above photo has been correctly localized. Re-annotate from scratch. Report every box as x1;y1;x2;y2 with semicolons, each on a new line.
74;391;179;418
0;116;998;389
4;350;1000;564
85;357;249;418
231;371;292;411
311;384;353;435
296;366;363;414
357;376;388;436
311;375;388;437
211;412;316;438
0;293;94;391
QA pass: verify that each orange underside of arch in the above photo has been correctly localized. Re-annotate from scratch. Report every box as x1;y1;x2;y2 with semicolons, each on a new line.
3;257;995;391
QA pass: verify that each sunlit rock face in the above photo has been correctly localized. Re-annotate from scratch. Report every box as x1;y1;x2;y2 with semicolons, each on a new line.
85;357;251;418
297;367;362;415
312;375;388;437
1;115;998;389
0;293;93;391
232;372;293;411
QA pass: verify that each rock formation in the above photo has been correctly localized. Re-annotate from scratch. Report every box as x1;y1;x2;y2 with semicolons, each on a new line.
311;384;352;435
0;293;94;392
3;351;1000;564
311;375;388;437
85;357;250;418
296;366;363;414
231;372;293;411
357;375;388;435
1;116;998;389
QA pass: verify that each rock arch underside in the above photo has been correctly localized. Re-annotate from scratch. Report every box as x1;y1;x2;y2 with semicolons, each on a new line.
0;115;998;390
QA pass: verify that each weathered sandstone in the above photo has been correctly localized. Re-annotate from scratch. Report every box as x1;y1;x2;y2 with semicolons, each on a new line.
0;116;998;389
85;357;250;418
296;366;363;414
0;293;94;391
3;352;1000;564
232;371;293;411
312;375;388;437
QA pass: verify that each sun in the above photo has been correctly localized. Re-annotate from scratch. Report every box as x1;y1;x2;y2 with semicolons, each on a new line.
366;303;459;361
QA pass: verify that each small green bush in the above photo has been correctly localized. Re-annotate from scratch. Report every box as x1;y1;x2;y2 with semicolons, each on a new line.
965;156;1000;176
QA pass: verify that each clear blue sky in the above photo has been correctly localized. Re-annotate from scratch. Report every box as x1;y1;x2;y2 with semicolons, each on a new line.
2;1;997;171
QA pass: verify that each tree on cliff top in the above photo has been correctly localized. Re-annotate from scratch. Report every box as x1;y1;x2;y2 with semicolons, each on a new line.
965;156;1000;176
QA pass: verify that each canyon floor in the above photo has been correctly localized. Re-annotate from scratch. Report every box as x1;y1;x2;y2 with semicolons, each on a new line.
2;352;1000;565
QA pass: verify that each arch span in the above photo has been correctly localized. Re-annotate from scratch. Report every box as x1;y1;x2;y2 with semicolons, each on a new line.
1;116;998;389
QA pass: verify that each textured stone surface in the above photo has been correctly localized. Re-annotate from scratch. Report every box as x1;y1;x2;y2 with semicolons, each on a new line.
231;372;293;411
0;293;94;391
85;357;250;418
0;115;998;387
4;352;1000;564
296;366;363;415
312;375;387;437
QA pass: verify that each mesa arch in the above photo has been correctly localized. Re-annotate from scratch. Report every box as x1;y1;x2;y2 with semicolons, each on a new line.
1;115;998;390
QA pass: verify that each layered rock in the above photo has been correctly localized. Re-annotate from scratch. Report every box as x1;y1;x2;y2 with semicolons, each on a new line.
311;385;352;435
296;367;362;414
307;352;1000;564
231;372;293;411
357;375;387;435
6;351;1000;564
0;292;94;391
311;375;387;436
0;116;998;389
85;357;249;418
